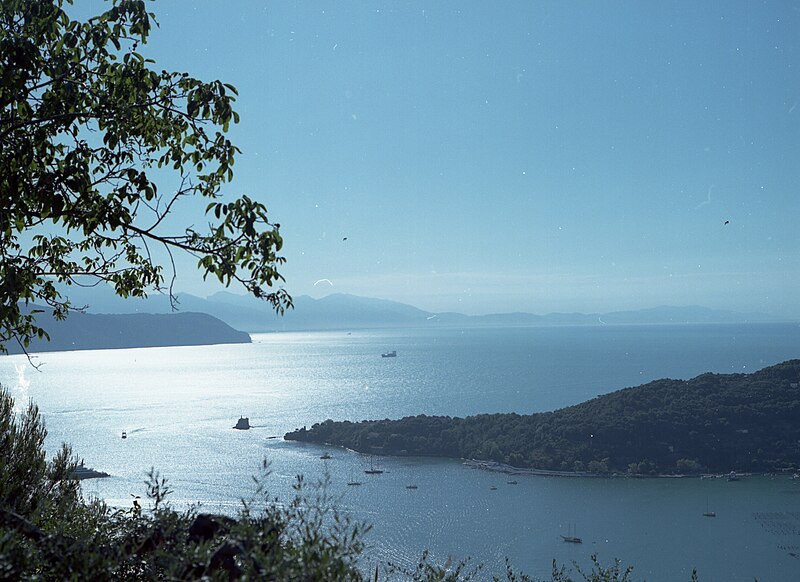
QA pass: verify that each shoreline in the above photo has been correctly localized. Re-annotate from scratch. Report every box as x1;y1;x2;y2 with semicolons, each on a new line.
463;459;763;480
289;439;775;480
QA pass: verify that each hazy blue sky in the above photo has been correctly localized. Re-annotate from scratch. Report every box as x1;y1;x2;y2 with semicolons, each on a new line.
87;1;800;316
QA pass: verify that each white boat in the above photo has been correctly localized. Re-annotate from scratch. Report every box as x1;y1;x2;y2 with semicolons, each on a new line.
121;431;127;439
381;350;397;358
320;452;333;460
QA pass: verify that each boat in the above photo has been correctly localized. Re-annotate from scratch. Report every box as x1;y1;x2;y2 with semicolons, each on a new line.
381;350;397;358
727;470;740;482
233;416;251;430
490;486;498;490
703;497;716;517
347;468;362;486
561;524;582;543
320;452;333;460
121;431;127;439
406;484;418;489
364;457;384;474
507;480;518;485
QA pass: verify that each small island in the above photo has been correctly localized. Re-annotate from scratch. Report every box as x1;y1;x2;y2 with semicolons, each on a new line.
70;461;110;480
285;360;800;476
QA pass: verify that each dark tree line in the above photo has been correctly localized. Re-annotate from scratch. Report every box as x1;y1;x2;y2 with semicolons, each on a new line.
286;360;800;475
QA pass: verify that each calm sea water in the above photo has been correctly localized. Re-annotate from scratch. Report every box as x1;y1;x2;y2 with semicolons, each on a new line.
2;323;800;581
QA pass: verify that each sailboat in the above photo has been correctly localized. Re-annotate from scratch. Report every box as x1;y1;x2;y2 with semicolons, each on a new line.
364;456;384;475
703;497;716;517
560;523;583;544
346;468;362;486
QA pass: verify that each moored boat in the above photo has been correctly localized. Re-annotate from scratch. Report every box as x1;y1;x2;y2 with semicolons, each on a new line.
364;457;384;474
561;524;582;543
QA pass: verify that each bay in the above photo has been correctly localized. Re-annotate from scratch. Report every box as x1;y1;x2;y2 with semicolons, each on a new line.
2;323;800;580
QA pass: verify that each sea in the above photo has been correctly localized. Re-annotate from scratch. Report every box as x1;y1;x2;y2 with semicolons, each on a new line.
2;323;800;581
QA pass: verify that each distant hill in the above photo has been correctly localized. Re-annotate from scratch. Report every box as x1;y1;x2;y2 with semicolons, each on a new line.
285;360;800;475
5;310;250;354
57;285;786;332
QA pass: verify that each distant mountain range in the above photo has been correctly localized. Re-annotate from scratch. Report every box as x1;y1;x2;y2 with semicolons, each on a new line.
59;285;787;333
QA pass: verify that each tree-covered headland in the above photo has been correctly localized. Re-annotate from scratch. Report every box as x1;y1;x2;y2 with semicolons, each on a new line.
286;360;800;475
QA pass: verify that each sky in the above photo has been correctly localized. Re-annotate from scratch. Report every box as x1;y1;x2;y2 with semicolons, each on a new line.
81;1;800;316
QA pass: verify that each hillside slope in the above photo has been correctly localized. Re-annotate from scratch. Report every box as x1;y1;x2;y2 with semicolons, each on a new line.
285;360;800;474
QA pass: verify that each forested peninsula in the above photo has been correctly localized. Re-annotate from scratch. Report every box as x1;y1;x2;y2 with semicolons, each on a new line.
5;311;250;354
285;360;800;475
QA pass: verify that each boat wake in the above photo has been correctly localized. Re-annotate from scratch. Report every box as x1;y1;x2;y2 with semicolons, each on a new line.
12;363;31;417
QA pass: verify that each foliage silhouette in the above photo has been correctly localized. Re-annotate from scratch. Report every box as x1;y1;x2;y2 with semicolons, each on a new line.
0;0;290;354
